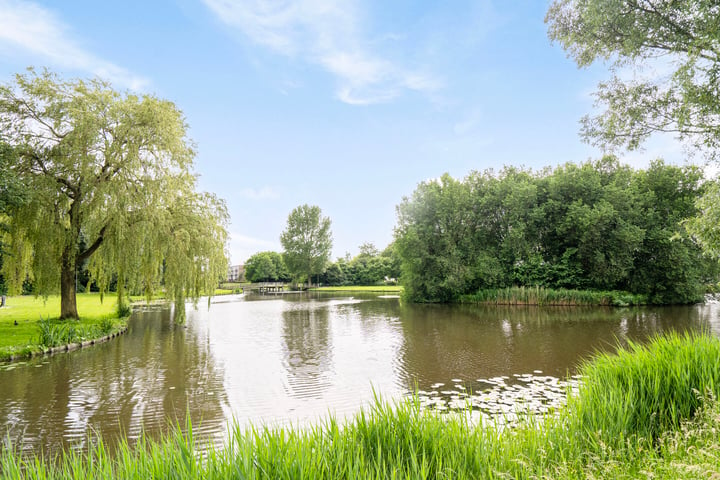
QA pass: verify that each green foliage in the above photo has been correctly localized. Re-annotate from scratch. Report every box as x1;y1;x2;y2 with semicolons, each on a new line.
4;334;720;478
116;302;132;318
0;143;27;216
320;242;402;286
244;251;289;283
0;69;228;321
546;2;720;294
395;159;713;303
98;317;115;335
0;142;28;297
546;0;720;159
35;317;67;347
280;204;332;287
35;315;116;347
395;174;479;302
687;181;720;260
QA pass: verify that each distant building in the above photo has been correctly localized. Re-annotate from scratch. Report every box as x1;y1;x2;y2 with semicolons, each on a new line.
227;264;245;282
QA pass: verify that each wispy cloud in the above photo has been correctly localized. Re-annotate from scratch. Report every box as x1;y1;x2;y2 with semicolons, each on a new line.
202;0;440;104
239;186;280;200
0;0;148;90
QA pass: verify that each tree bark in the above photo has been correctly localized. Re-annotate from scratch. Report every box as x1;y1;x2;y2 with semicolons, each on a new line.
60;247;79;320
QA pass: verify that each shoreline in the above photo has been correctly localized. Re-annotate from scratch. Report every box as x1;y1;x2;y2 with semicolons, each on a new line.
2;333;717;478
0;318;129;363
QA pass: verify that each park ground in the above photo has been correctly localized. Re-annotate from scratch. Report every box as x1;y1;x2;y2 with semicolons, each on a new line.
0;293;127;361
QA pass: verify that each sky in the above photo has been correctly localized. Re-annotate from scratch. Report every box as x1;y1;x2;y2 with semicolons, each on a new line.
0;0;690;265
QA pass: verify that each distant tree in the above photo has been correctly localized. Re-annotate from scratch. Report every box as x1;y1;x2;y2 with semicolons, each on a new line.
245;251;289;283
269;251;291;282
358;242;379;258
245;252;276;283
0;69;228;320
395;174;478;302
320;261;346;286
546;0;720;158
380;243;402;281
280;204;332;287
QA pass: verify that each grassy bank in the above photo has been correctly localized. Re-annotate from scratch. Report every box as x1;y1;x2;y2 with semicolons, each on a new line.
309;285;403;293
0;293;128;362
461;286;648;306
2;333;719;478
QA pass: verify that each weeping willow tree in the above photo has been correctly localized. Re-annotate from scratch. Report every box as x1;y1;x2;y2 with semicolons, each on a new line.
0;69;228;320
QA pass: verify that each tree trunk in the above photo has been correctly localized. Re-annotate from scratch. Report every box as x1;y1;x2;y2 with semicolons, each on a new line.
60;247;79;320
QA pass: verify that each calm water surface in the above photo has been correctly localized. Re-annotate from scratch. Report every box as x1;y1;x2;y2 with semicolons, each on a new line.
1;292;719;454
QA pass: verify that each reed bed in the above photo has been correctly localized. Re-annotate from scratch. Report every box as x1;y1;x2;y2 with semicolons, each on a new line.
569;332;720;444
461;286;648;306
2;333;719;479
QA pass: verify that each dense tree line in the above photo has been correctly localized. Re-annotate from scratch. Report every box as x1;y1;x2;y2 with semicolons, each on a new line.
244;242;401;287
394;157;718;304
546;1;720;263
320;243;401;287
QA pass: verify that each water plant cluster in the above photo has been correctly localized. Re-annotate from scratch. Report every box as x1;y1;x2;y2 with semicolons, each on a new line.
415;372;581;421
35;317;115;348
461;286;648;306
1;332;719;478
0;293;128;361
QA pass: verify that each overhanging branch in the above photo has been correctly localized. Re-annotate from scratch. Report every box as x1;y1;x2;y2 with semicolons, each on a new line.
78;224;107;263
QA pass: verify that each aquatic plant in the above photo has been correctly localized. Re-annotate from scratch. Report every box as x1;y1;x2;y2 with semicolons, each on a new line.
35;318;68;348
461;286;648;306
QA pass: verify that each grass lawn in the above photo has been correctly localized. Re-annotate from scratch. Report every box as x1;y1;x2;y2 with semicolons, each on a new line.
309;285;403;293
0;293;125;361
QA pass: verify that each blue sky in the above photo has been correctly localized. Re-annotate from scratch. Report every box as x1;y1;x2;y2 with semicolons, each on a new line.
0;0;687;264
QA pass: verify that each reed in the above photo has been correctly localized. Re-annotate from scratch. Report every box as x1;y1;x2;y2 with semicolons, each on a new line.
569;332;720;445
461;286;648;306
2;334;719;479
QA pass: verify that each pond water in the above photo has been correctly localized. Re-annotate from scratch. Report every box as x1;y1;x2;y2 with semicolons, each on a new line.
1;292;719;454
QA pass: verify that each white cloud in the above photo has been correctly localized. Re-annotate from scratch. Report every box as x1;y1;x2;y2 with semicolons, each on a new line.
228;232;281;264
239;186;280;200
202;0;440;104
0;0;148;90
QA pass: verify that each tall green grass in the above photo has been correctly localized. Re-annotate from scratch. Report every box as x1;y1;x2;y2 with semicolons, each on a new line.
34;317;116;348
461;286;648;306
569;332;720;445
2;333;719;479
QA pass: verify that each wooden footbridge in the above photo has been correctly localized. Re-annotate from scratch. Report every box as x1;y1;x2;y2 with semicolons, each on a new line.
240;282;287;294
